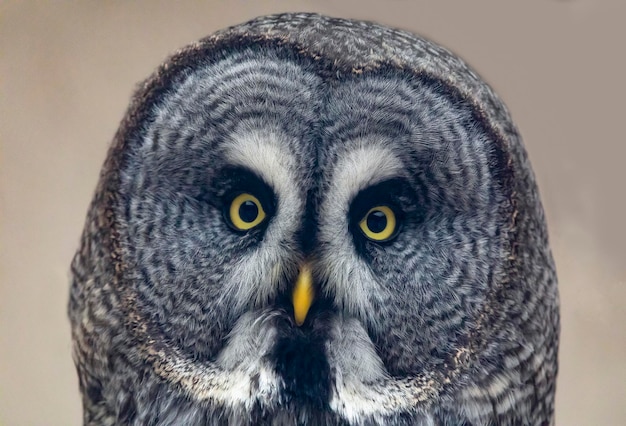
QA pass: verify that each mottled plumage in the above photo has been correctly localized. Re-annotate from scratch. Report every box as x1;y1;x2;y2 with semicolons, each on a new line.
69;13;559;425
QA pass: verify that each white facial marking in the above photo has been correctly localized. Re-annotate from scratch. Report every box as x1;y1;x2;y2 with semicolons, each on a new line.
219;123;303;312
148;311;285;411
318;138;405;329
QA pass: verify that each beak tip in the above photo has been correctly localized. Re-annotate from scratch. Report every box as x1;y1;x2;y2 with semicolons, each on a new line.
292;265;314;327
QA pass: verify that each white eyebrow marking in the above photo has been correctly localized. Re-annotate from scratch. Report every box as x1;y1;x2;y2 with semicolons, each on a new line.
224;124;299;203
326;138;405;212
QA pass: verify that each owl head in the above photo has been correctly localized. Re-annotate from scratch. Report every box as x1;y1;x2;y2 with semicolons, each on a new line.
69;13;558;425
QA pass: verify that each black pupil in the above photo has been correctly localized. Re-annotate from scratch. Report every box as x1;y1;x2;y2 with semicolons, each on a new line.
367;210;388;233
239;200;259;223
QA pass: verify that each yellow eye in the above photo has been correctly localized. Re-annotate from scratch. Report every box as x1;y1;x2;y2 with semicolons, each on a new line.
229;193;266;230
359;206;397;241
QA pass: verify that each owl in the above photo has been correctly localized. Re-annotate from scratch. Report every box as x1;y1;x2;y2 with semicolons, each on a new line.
69;13;559;425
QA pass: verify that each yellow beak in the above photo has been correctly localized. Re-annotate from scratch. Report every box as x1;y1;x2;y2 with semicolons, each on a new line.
292;264;314;326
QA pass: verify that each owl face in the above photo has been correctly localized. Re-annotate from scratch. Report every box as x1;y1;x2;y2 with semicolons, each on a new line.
71;13;558;426
115;43;511;420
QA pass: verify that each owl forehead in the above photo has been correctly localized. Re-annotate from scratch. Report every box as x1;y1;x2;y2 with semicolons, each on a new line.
130;45;494;214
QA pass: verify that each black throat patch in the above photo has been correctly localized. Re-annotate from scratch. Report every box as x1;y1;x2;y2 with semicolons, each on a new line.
269;320;332;409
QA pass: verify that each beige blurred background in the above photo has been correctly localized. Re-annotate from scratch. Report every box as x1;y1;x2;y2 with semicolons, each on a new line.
1;1;624;425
